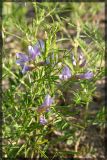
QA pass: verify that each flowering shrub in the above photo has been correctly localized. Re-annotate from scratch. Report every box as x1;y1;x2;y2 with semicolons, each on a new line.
15;37;95;127
3;2;105;159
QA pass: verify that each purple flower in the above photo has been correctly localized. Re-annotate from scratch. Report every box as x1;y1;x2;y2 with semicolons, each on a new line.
16;40;44;74
71;53;86;67
42;94;53;107
59;66;72;80
76;71;94;80
39;115;47;125
28;40;45;60
22;65;31;74
28;45;40;60
16;53;29;66
37;94;53;113
78;53;86;67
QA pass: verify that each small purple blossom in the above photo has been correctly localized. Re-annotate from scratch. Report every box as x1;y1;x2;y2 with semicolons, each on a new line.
78;53;86;67
16;40;44;74
16;53;29;65
42;94;53;107
28;40;45;60
71;53;86;67
39;115;47;125
37;94;53;113
76;71;94;80
59;66;72;80
28;45;40;60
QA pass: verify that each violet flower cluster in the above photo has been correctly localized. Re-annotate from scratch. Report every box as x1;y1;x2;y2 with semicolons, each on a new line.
59;52;93;81
16;40;44;74
59;66;72;80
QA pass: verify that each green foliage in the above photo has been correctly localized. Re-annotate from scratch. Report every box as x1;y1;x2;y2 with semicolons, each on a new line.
3;2;105;159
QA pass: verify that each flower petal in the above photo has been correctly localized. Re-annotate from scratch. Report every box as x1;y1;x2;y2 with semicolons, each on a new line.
39;115;47;125
59;66;71;80
16;53;29;69
22;65;30;74
16;59;25;66
28;45;40;60
84;71;94;79
37;94;53;113
28;40;45;60
42;94;53;107
16;53;29;62
78;53;86;67
76;71;93;79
